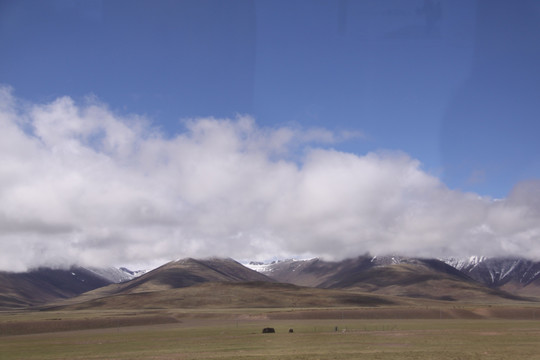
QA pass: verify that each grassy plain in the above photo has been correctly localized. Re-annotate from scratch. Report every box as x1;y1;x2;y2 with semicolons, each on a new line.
2;306;540;360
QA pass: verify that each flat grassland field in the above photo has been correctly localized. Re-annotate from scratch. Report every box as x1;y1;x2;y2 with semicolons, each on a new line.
2;307;540;360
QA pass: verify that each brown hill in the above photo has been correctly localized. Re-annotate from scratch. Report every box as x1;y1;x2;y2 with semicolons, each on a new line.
48;257;276;306
500;277;540;297
262;256;529;302
0;267;111;309
48;281;398;311
0;258;272;309
117;257;275;294
47;258;401;310
4;256;534;311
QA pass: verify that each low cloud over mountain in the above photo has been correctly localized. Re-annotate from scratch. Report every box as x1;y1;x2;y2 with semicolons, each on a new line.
1;86;540;271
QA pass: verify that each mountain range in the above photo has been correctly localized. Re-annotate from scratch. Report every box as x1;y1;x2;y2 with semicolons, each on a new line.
443;256;540;296
247;256;533;302
250;255;540;296
1;255;539;310
0;265;146;309
0;267;111;309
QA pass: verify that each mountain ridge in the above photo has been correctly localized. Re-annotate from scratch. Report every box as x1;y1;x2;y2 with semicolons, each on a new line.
2;255;539;309
250;255;540;300
441;256;540;296
0;267;112;309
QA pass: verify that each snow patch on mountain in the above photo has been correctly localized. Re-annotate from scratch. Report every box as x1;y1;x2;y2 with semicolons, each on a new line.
442;256;540;287
370;255;409;266
87;267;147;283
442;256;487;271
244;258;315;274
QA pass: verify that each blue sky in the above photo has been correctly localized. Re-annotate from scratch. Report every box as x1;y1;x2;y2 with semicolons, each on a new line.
1;0;540;269
2;0;538;198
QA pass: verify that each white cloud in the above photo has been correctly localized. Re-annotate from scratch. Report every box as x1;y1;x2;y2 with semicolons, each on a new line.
1;86;540;271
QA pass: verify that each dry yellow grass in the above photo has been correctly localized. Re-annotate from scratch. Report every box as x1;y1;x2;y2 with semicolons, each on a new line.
2;312;540;360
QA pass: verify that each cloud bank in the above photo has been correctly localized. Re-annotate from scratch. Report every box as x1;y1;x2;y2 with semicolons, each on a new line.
1;86;540;271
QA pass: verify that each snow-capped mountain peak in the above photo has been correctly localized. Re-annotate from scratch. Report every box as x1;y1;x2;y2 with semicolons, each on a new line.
442;256;487;271
87;267;147;283
244;258;316;274
442;256;540;287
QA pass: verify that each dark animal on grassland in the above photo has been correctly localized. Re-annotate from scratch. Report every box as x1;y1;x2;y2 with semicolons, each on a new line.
262;327;275;333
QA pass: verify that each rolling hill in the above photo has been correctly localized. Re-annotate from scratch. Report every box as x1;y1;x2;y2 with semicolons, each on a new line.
113;257;275;294
2;257;275;309
45;257;412;311
51;281;398;310
2;256;537;310
0;267;112;309
255;256;529;302
44;257;278;308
